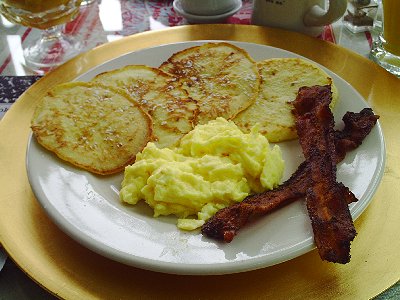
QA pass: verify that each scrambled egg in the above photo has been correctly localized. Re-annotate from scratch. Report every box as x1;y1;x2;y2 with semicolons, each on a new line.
120;117;285;230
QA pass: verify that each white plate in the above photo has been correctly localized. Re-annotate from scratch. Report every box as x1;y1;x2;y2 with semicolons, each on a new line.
173;0;242;24
26;41;386;275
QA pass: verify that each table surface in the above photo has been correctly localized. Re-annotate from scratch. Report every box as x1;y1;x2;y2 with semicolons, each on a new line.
1;0;399;299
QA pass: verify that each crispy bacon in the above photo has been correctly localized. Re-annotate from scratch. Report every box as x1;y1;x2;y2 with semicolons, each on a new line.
335;108;380;163
202;87;379;251
293;85;356;263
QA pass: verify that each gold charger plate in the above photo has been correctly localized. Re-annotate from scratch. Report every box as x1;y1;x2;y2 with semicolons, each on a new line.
0;25;399;299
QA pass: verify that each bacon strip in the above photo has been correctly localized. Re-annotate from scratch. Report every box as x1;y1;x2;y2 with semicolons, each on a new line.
335;107;380;163
293;85;356;263
202;88;379;249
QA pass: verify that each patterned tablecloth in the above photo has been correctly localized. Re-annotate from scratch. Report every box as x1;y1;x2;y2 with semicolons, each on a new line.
0;0;377;75
0;0;380;119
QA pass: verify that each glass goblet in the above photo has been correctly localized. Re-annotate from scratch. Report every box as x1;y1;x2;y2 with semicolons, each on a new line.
370;0;400;77
0;0;83;74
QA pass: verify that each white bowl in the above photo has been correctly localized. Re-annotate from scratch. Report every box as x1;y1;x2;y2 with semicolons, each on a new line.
173;0;242;24
180;0;238;16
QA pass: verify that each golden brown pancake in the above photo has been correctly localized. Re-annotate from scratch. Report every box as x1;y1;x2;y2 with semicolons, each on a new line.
31;82;153;175
160;42;260;124
233;58;339;142
93;65;198;148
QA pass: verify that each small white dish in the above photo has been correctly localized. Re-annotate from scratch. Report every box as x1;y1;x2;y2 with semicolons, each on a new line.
180;0;237;16
173;0;242;24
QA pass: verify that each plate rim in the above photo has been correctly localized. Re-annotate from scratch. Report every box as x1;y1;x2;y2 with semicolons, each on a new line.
26;40;386;275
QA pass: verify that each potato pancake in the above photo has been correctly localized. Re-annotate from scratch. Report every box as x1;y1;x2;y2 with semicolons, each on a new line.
92;65;199;148
233;58;338;142
31;82;152;175
160;42;260;124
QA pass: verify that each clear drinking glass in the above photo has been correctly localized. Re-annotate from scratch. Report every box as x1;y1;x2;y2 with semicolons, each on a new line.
0;0;83;74
343;0;379;33
369;0;400;77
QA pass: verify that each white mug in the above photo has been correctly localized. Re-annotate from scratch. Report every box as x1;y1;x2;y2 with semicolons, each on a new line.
180;0;237;16
251;0;348;36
